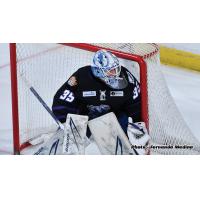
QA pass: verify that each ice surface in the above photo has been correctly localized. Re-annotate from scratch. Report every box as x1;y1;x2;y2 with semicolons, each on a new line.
161;65;200;140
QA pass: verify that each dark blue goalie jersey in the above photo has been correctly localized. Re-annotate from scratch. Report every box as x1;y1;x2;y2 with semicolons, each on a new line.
52;65;141;134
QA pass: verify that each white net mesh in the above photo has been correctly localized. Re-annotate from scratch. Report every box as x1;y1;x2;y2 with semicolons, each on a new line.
15;43;200;154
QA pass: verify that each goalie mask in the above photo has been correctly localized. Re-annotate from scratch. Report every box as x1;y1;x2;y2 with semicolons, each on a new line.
91;50;128;89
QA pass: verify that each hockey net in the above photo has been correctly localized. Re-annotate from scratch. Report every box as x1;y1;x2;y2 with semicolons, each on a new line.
10;43;200;154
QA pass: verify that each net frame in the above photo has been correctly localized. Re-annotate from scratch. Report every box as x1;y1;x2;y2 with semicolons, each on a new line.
10;43;155;154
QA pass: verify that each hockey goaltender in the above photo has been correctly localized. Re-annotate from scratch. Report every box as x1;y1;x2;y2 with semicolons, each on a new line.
33;50;150;155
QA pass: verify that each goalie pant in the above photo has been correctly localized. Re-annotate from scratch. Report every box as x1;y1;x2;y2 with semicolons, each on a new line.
52;65;141;136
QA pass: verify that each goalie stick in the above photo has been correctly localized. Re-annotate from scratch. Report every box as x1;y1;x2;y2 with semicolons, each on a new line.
19;73;69;154
20;74;64;129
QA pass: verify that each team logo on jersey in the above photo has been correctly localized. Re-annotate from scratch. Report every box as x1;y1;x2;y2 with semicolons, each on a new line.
100;90;106;101
110;91;124;97
68;76;77;87
83;91;96;97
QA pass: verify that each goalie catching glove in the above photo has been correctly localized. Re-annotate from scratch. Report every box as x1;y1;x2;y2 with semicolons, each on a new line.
127;117;150;155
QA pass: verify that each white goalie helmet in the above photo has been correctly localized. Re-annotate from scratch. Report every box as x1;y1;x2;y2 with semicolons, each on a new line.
91;49;128;89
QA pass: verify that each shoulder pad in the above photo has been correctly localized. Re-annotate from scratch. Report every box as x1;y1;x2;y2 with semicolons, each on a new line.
67;76;78;87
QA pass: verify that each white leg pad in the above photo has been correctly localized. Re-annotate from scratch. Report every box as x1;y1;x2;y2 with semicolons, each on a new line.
88;112;135;155
63;114;89;154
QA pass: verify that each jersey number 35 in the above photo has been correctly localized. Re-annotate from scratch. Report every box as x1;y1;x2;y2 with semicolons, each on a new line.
59;90;75;102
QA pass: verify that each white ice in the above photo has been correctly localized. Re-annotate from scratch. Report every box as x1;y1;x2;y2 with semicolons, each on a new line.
0;44;200;154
